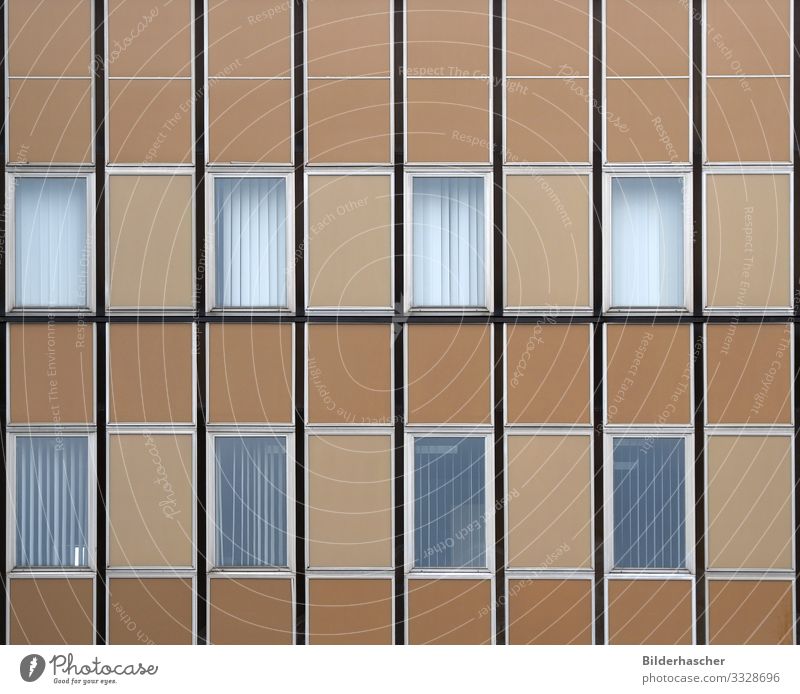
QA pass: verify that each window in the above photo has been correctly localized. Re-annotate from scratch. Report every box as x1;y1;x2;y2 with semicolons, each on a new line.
412;436;488;569
14;436;91;568
212;176;289;309
213;436;289;568
13;176;90;309
609;176;686;309
410;175;488;309
611;437;687;570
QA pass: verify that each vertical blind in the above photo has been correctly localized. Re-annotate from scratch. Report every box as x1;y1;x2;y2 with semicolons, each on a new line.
15;436;90;568
15;177;88;308
215;177;287;308
613;437;686;569
611;177;684;307
414;437;486;569
412;177;485;307
215;436;288;567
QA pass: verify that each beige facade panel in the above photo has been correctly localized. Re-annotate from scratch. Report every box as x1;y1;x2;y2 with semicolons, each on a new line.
10;578;94;645
307;578;394;645
407;579;493;645
607;580;693;645
707;579;793;645
507;578;593;645
209;577;294;645
108;578;193;645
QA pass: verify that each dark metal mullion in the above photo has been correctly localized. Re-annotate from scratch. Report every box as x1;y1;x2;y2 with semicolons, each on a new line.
793;0;800;646
0;0;7;645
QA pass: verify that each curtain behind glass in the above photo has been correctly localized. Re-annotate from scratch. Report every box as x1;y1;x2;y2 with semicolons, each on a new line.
15;177;88;308
215;177;287;308
613;437;685;569
413;177;485;307
414;437;486;569
15;436;89;568
215;436;287;567
611;177;684;307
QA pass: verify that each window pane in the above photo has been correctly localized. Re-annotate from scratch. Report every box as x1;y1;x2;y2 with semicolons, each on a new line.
215;436;287;567
414;436;486;569
412;177;485;307
611;177;684;307
612;437;685;569
215;177;287;308
15;436;89;568
15;177;88;308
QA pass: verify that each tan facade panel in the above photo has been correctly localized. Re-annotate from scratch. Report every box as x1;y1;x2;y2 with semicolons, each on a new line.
707;435;793;571
706;173;791;308
207;79;292;164
505;0;590;76
209;577;294;645
706;77;790;163
8;78;92;164
505;78;590;163
308;435;392;568
407;579;493;644
307;324;392;424
207;0;291;77
8;0;92;77
505;174;590;307
308;578;394;645
10;323;94;424
108;175;194;309
407;324;492;424
706;323;792;425
507;578;593;644
406;78;490;163
108;79;193;164
506;324;591;424
108;323;194;423
108;578;193;645
707;579;793;645
607;580;693;645
406;0;490;75
606;0;689;76
208;323;293;424
507;435;592;569
307;78;391;164
108;433;193;568
307;0;391;77
706;0;791;76
606;324;692;425
107;0;192;78
10;578;93;645
307;174;393;310
606;78;689;163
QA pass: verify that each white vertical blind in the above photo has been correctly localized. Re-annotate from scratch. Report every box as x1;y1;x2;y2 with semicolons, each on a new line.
15;436;89;568
215;177;287;308
412;177;486;307
611;177;684;307
215;436;288;567
15;177;88;308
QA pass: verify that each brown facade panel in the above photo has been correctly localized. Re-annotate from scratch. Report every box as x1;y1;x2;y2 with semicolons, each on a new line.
706;173;791;308
108;323;194;423
707;435;793;571
10;578;94;645
307;578;394;645
108;433;194;568
607;580;693;645
407;579;493;645
209;578;294;644
108;174;194;310
507;578;593;644
307;435;393;568
606;324;692;425
705;323;792;425
407;323;492;424
506;435;593;569
10;323;94;424
707;579;793;645
108;578;193;645
208;323;293;424
307;324;393;424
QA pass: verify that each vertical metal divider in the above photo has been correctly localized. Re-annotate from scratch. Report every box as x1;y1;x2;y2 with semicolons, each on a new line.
793;0;800;647
0;0;7;646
